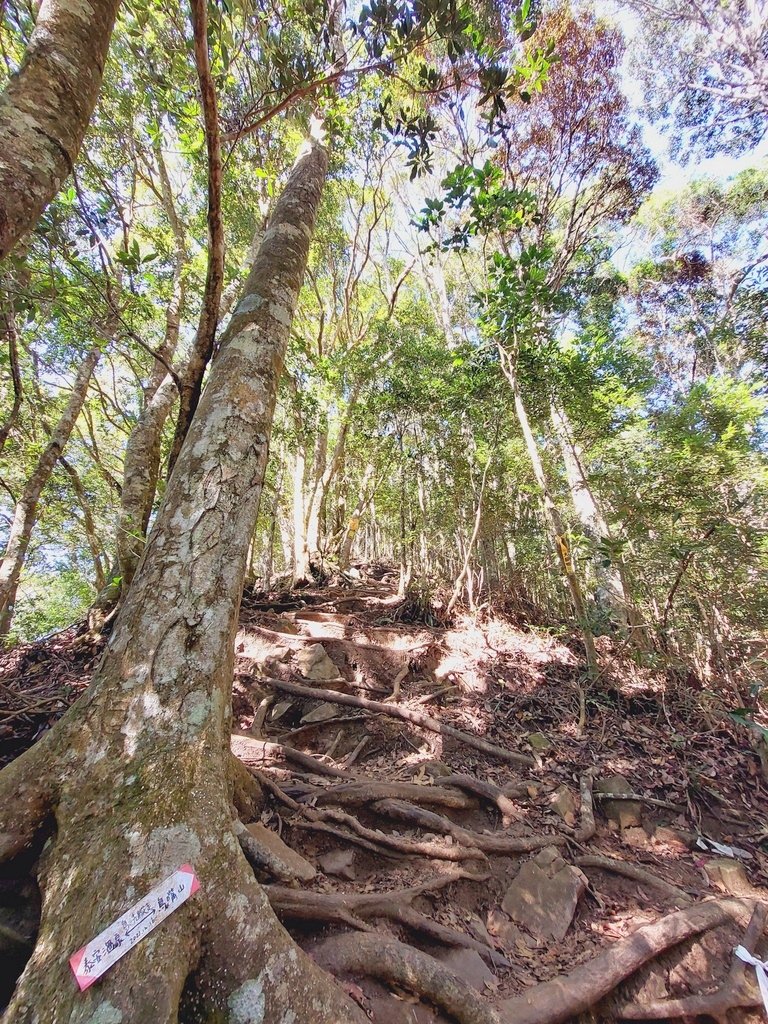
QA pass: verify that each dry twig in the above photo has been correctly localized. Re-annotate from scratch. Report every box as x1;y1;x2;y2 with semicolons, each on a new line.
261;677;535;766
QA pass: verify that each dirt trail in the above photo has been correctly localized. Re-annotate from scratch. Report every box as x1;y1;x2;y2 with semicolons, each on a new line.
1;567;767;1021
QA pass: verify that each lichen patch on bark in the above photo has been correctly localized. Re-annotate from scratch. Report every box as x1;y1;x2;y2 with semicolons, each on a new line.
75;1000;124;1024
228;979;266;1024
129;825;202;879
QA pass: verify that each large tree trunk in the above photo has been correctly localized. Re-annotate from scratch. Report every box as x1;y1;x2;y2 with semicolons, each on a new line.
0;0;121;260
549;403;629;619
338;462;375;568
498;346;599;675
115;151;187;589
550;402;650;648
115;373;179;588
0;132;364;1024
166;0;224;471
0;343;101;637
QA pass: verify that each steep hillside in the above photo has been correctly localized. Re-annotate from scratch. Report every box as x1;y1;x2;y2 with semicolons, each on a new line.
2;567;766;1021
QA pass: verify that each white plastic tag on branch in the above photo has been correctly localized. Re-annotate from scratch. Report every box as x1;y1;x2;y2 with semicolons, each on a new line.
70;864;200;991
734;946;768;1016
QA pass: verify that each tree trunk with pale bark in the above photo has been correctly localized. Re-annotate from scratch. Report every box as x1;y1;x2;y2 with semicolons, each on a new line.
550;403;628;618
498;345;599;675
0;0;121;260
550;402;650;648
339;462;375;569
0;134;364;1024
0;343;102;637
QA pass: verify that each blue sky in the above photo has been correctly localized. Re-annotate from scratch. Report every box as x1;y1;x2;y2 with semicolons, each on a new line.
602;2;768;188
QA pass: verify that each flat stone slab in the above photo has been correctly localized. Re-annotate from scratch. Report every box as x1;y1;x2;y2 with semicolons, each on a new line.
501;848;586;942
596;773;643;829
296;643;343;683
300;701;340;724
318;848;357;880
245;822;316;882
548;784;576;825
435;949;496;992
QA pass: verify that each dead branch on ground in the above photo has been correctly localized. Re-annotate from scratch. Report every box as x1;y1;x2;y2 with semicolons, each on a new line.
574;855;693;904
261;677;535;766
374;798;565;854
618;903;768;1022
496;898;758;1024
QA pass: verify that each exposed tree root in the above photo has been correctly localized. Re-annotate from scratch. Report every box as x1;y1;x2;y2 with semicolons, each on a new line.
576;772;595;842
0;737;54;865
619;903;768;1022
229;753;265;821
0;744;368;1024
232;734;353;779
249;766;305;811
384;664;409;702
309;780;476;811
307;805;486;861
234;819;299;883
267;871;511;967
374;798;564;854
392;904;511;968
343;735;370;768
247;768;484;860
314;932;505;1024
593;790;684;813
574;855;693;904
290;817;403;857
496;898;757;1024
262;677;536;766
280;713;369;745
441;774;521;825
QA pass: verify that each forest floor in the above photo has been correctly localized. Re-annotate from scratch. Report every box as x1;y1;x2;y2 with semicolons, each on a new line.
2;564;768;1022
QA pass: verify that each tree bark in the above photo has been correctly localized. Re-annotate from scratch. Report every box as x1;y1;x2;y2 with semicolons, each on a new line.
0;0;121;260
166;0;225;471
0;131;363;1024
112;142;188;590
0;286;23;455
0;343;102;637
498;345;598;675
339;462;375;568
550;402;630;624
115;373;179;589
291;443;310;584
60;456;107;591
447;459;491;615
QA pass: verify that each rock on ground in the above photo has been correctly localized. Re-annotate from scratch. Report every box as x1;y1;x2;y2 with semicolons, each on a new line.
501;846;587;942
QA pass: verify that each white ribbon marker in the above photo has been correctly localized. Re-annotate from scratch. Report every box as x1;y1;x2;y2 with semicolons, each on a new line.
735;945;768;1016
70;864;200;991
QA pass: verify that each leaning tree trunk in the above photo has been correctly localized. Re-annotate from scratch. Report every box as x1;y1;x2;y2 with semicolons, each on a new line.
115;373;179;589
0;284;23;454
549;402;651;651
0;343;102;637
0;133;364;1024
338;462;375;569
60;457;107;592
0;0;121;260
550;403;628;619
115;159;187;590
498;346;598;676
